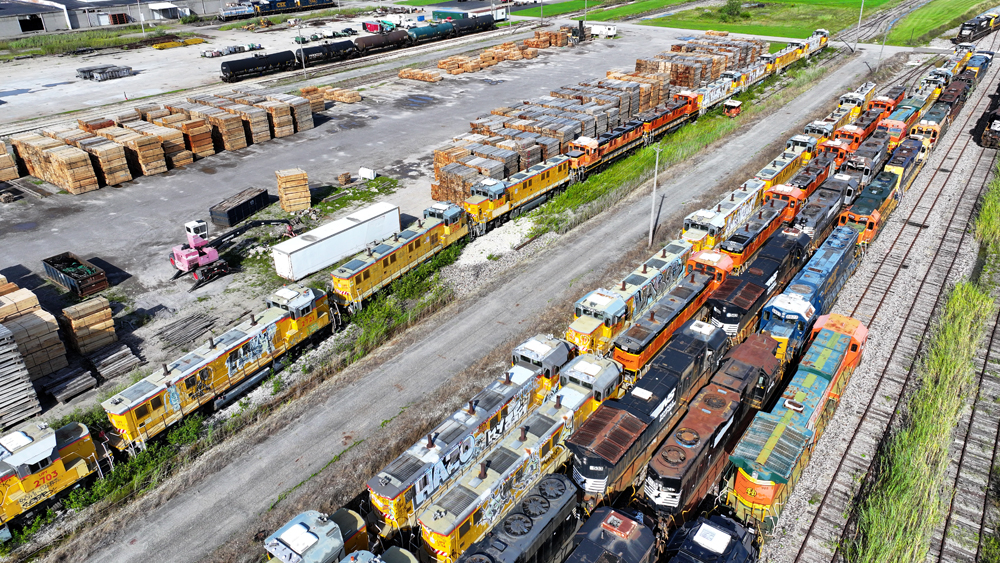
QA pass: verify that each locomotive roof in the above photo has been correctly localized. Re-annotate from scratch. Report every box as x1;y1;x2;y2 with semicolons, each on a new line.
562;355;622;391
418;388;584;536
663;515;756;563
720;200;786;255
344;547;418;563
781;226;857;302
265;509;360;563
707;277;766;315
454;475;577;563
794;187;843;232
572;288;628;320
368;362;536;498
332;205;455;279
512;334;572;370
614;272;712;354
730;410;810;484
0;420;58;477
566;508;655;563
647;383;738;481
102;286;316;415
684;181;764;230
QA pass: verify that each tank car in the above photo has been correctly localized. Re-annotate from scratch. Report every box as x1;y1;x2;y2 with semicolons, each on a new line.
354;30;412;54
407;21;455;43
294;40;357;67
220;50;296;82
453;15;495;35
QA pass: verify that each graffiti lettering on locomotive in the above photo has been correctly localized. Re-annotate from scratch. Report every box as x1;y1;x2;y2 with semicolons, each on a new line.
227;324;278;376
413;386;532;506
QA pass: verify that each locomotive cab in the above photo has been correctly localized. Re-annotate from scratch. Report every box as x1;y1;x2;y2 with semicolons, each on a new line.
511;334;575;403
566;289;629;355
567;137;600;172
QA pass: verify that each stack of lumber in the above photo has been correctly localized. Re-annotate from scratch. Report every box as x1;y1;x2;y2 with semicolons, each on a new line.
231;92;268;106
186;105;248;151
458;155;504;179
88;343;141;380
93;126;168;176
706;30;729;37
0;142;19;182
60;297;116;355
3;310;68;380
485;42;523;62
431;162;483;202
524;30;552;49
36;366;98;403
467;143;519;176
78;117;115;133
188;95;271;146
145;108;172;122
0;287;39;323
338;172;352;186
606;72;664;109
256;101;295;138
433;145;471;180
320;87;361;103
8;133;100;194
153;113;188;128
0;324;41;429
265;93;314;132
109;109;141;125
178;119;216;158
298;86;326;113
40;125;132;186
398;68;442;82
158;313;215;348
498;138;542;170
438;55;480;75
276;168;311;212
134;103;161;119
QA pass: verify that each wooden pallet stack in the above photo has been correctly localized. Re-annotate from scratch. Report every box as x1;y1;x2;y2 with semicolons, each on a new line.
438;55;474;75
0;287;40;323
88;343;142;380
0;142;18;182
185;105;248;151
431;162;482;202
298;86;326;113
60;297;116;355
36;366;97;403
93;126;168;176
125;116;195;168
180;119;216;158
3;310;68;380
256;101;295;138
9;133;100;194
265;94;314;132
320;87;362;104
433;145;471;180
398;68;443;82
0;324;41;429
40;125;132;186
276;168;311;212
524;30;552;49
338;172;352;186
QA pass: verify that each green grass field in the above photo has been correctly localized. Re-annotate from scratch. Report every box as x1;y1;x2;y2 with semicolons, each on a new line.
886;0;996;45
643;0;900;39
0;25;166;55
217;6;373;30
572;0;690;21
769;41;788;53
513;0;604;18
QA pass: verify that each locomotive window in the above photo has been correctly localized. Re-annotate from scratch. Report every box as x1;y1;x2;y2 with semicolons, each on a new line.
851;343;859;352
490;413;501;429
363;270;371;281
595;390;603;402
185;375;197;390
473;508;483;525
382;258;389;269
199;367;211;381
151;396;163;411
431;234;439;245
27;459;51;475
459;521;472;538
355;274;362;284
391;254;397;264
135;404;150;420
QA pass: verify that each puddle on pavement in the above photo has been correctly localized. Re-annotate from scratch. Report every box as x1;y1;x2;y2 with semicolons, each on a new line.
13;222;37;232
42;82;74;88
200;167;216;175
394;95;437;111
0;89;32;98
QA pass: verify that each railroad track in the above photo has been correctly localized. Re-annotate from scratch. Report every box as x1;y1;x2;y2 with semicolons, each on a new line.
0;23;535;139
836;0;932;45
789;29;1000;563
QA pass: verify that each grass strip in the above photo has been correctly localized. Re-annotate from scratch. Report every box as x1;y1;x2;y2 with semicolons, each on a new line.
573;0;690;22
217;6;374;31
845;159;1000;562
0;26;166;56
886;0;997;46
642;0;900;38
527;52;835;237
513;0;604;18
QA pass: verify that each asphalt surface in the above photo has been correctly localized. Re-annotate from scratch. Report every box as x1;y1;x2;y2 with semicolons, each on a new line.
74;38;894;563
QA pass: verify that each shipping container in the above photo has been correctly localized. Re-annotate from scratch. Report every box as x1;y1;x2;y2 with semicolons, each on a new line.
210;188;270;228
271;202;401;281
432;10;469;20
42;252;109;297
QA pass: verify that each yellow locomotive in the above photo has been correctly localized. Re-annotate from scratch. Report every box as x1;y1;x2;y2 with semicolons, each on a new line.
102;284;331;451
0;421;106;536
462;156;571;238
329;203;469;314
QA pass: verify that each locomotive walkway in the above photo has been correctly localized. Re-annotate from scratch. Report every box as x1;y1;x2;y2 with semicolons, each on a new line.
69;47;889;563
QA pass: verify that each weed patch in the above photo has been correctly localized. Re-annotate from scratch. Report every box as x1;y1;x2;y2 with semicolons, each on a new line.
217;7;374;30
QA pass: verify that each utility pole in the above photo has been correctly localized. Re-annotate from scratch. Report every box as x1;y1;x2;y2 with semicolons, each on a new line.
648;145;662;247
853;0;864;52
136;0;146;37
299;24;307;78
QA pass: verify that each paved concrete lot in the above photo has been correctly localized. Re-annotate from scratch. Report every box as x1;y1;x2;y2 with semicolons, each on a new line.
68;39;897;563
0;23;701;311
